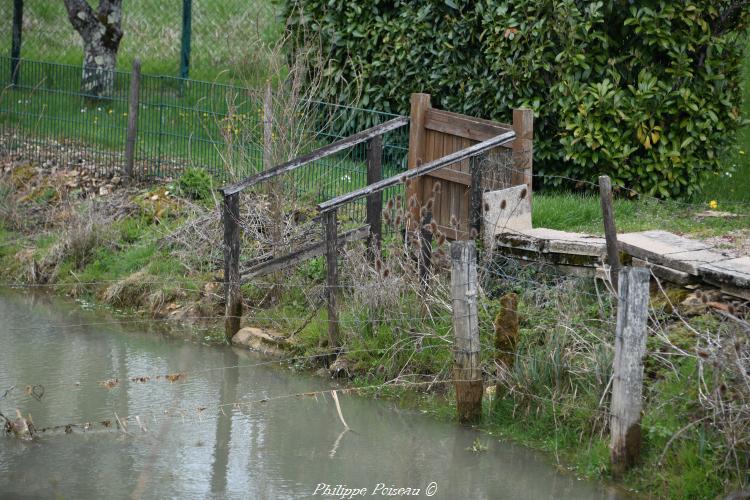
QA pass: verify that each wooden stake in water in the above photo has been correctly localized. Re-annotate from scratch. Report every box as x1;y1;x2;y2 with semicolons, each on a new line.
610;266;650;478
451;240;483;423
223;192;242;341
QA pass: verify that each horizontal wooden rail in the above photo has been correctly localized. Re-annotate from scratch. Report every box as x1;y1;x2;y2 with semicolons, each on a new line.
317;130;516;213
219;116;409;196
240;225;370;281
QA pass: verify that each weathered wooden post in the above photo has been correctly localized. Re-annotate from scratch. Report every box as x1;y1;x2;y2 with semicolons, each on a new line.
419;208;433;296
610;266;650;478
511;108;534;202
324;209;340;348
366;135;383;260
124;58;142;182
223;192;242;341
469;154;485;238
599;175;621;291
406;93;431;225
494;292;519;399
451;240;482;423
180;0;192;80
11;0;23;87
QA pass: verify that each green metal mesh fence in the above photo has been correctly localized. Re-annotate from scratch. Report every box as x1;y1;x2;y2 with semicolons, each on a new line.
0;0;281;83
0;57;408;222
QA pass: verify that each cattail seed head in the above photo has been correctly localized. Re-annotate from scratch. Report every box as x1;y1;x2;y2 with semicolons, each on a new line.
395;196;402;209
399;175;407;184
500;200;507;210
375;258;383;272
701;294;708;304
484;202;490;212
395;215;402;226
697;349;710;359
520;187;528;200
728;304;736;315
383;267;390;278
387;199;394;210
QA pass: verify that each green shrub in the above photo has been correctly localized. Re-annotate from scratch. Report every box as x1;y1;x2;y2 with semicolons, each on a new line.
177;168;215;201
283;0;750;197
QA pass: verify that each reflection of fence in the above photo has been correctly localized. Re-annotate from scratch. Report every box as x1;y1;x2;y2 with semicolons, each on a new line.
0;57;409;203
1;0;279;82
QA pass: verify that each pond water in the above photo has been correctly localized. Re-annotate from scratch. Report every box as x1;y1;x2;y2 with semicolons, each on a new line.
0;291;629;499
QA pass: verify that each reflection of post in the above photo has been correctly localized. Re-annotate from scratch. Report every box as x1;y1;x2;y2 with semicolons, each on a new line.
210;348;240;496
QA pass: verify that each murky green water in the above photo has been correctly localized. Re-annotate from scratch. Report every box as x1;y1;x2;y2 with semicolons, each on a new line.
0;291;628;499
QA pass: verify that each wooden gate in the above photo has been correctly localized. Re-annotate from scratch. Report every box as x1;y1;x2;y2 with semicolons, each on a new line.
406;93;533;240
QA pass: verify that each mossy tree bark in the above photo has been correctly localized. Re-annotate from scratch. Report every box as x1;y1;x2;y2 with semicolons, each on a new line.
63;0;123;98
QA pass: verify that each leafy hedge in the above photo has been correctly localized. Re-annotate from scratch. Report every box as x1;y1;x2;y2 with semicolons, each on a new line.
283;0;750;197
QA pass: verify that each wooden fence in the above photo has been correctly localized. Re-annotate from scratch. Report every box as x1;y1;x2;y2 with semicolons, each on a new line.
406;93;533;240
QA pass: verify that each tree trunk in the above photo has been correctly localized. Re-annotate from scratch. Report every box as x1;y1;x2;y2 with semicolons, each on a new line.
63;0;123;98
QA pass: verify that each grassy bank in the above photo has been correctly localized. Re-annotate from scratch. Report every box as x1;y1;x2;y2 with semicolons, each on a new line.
2;160;749;498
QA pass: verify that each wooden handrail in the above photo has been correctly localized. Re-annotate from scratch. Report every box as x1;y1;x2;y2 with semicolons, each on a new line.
219;116;409;196
317;130;516;213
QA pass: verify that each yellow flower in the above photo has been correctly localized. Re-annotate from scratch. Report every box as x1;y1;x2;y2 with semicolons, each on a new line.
709;200;718;210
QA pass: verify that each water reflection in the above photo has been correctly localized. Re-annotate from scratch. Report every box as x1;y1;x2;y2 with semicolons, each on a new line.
0;291;629;499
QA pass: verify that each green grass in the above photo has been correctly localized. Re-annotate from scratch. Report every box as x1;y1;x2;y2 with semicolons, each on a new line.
533;192;749;237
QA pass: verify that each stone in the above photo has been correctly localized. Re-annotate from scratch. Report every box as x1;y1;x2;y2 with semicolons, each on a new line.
231;327;290;358
483;185;532;246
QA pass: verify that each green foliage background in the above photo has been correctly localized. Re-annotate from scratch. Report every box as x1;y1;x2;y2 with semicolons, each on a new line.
283;0;750;197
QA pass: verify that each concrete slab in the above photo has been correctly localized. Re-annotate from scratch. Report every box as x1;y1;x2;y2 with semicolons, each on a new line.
618;230;729;275
700;257;750;299
483;186;532;245
632;258;697;286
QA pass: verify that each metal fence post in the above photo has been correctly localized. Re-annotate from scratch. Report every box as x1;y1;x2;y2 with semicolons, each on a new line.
610;266;650;478
451;240;482;423
11;0;23;87
180;0;193;80
124;58;141;182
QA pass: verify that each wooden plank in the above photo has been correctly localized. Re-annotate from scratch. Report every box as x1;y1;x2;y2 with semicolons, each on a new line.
124;58;142;182
220;116;408;195
425;108;513;145
425;168;472;186
223;193;242;340
407;93;431;224
324;210;340;348
451;240;483;423
610;267;650;479
241;225;370;281
318;130;516;212
366;136;383;258
599;175;621;289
